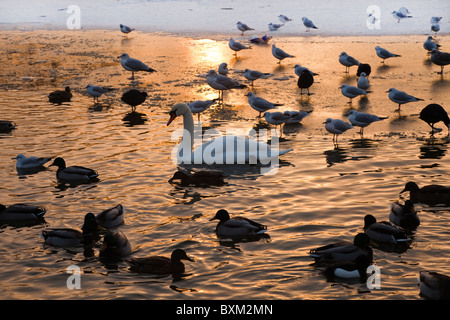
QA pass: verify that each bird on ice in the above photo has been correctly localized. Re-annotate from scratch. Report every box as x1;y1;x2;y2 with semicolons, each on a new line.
187;99;218;121
246;92;283;117
302;17;318;31
86;84;114;103
278;15;292;23
324;118;353;144
243;68;273;86
228;37;251;57
268;23;284;31
375;46;401;63
339;52;360;73
430;49;450;75
263;111;291;134
387;88;424;110
357;72;370;90
392;10;412;23
118;53;156;80
339;84;369;103
120;24;134;35
423;36;441;53
206;70;247;100
218;62;229;76
348;110;387;134
236;21;254;35
271;44;295;63
283;110;311;124
294;64;319;77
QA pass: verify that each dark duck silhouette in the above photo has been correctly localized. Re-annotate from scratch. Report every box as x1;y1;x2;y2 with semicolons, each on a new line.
168;170;225;187
419;104;450;134
50;157;99;183
121;89;148;111
209;209;268;238
127;249;194;275
48;87;73;105
356;63;371;77
297;69;314;95
400;181;450;205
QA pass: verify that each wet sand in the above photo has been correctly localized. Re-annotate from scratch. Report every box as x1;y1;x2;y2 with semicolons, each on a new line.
0;30;449;138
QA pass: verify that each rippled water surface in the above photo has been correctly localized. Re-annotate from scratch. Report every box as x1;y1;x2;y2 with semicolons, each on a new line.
0;31;450;300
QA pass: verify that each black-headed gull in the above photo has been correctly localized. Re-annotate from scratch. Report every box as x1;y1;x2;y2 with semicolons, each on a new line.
339;52;360;73
187;99;218;121
357;73;370;90
278;15;292;23
387;88;424;110
294;64;318;77
324;118;353;143
86;84;114;103
268;23;283;31
271;44;294;63
120;24;134;35
375;46;401;63
423;36;440;52
246;92;283;117
339;84;369;103
218;62;229;76
430;49;450;74
228;37;251;57
263;111;291;135
206;70;247;100
302;17;318;31
392;10;412;23
236;21;254;35
283;110;311;124
15;154;52;170
348;110;387;134
118;53;156;80
243;68;273;86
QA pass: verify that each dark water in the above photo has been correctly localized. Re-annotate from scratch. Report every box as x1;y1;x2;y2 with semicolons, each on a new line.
0;31;450;300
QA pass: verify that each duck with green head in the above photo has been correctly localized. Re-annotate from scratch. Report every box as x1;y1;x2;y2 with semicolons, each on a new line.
50;157;99;183
99;231;132;260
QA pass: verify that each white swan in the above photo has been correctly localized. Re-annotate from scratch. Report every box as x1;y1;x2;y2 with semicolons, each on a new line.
166;103;293;165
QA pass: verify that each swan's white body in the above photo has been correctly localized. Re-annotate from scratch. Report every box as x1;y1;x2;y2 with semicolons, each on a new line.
167;103;292;165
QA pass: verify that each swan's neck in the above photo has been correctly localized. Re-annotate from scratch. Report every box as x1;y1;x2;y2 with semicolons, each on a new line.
182;111;195;149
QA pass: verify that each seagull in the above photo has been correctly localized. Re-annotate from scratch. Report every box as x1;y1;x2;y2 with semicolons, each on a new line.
268;23;284;31
228;37;251;57
430;17;442;24
15;154;52;170
243;68;273;86
297;69;314;95
348;110;388;134
339;84;369;103
357;72;370;90
263;111;291;135
187;99;218;121
423;36;441;53
278;15;292;23
387;88;424;110
392;10;412;23
121;89;148;111
206;70;247;100
271;44;295;63
431;23;440;35
430;49;450;75
120;24;134;35
283;110;311;124
324;118;353;144
375;46;401;63
339;52;360;73
302;17;318;31
246;92;283;117
236;21;254;35
294;64;318;77
118;53;156;80
86;84;114;103
419;103;450;134
218;62;229;76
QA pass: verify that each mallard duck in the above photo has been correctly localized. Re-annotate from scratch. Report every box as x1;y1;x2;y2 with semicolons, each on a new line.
0;203;46;222
94;204;124;229
323;255;370;282
309;233;373;264
50;157;98;183
209;209;267;237
99;231;132;260
363;214;409;244
15;154;52;170
0;120;16;133
419;270;450;300
389;200;420;229
127;248;194;275
168;170;225;187
48;87;72;105
400;181;450;205
41;213;103;247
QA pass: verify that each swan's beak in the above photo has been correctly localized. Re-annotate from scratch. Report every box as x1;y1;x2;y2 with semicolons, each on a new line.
167;111;177;126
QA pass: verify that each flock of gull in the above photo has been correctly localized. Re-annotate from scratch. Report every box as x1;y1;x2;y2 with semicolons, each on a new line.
1;10;450;299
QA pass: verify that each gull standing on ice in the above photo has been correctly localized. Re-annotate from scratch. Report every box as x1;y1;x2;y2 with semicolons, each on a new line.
392;10;412;23
423;36;441;53
86;84;114;103
387;88;424;110
302;17;318;31
268;23;283;31
118;53;156;80
339;52;360;73
243;68;273;86
339;84;369;103
430;49;450;75
357;72;370;90
236;21;254;35
228;37;251;57
218;62;229;76
272;44;295;63
375;46;401;63
294;64;318;77
278;15;292;23
324;118;353;144
263;111;291;135
187;99;218;121
206;70;247;100
120;24;134;35
246;92;283;117
348;110;387;134
283;110;311;124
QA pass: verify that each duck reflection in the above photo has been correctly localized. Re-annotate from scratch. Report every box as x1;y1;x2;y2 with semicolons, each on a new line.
419;136;449;159
122;111;147;126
